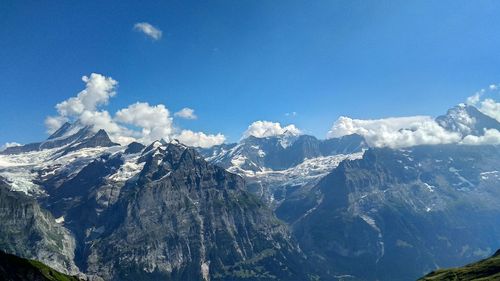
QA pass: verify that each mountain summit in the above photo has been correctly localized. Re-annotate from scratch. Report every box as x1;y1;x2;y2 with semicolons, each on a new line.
436;104;500;136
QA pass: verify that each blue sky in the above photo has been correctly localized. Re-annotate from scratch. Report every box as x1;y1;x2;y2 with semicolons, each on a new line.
1;0;500;145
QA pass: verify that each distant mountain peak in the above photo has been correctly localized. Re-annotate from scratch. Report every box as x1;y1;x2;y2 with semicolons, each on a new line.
124;142;145;154
436;104;500;136
47;122;72;140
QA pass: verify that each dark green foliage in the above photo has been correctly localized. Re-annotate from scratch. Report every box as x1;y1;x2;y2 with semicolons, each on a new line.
0;250;81;281
419;250;500;281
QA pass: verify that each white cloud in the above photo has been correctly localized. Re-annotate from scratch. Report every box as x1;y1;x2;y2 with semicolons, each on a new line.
476;98;500;122
1;142;21;151
466;93;481;106
461;129;500;145
327;116;461;148
285;111;297;117
55;74;117;117
133;22;162;40
44;73;120;135
243;121;302;138
174;130;225;148
80;110;124;135
115;102;174;144
45;73;125;141
465;83;500;122
44;73;225;147
174;107;197;120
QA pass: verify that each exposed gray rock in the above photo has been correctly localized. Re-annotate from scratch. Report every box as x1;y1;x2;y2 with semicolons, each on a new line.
28;139;312;280
0;176;79;275
124;142;145;154
294;144;500;281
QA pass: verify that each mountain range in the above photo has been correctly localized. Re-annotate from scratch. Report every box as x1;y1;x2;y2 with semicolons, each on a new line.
0;104;499;280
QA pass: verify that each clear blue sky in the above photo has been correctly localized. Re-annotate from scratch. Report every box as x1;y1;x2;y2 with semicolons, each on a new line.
1;0;500;144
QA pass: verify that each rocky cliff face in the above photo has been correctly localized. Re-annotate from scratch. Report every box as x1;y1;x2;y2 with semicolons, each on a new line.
0;177;79;275
294;144;500;281
75;142;310;280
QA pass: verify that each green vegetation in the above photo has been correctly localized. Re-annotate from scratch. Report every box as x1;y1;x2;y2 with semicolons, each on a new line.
0;250;81;281
419;250;500;281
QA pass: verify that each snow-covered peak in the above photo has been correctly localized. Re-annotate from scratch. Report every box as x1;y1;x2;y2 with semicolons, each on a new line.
436;104;500;136
277;131;300;148
0;145;121;194
169;139;187;148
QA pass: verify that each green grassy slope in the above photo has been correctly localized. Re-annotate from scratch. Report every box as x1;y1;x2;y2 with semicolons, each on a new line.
419;250;500;281
0;250;81;281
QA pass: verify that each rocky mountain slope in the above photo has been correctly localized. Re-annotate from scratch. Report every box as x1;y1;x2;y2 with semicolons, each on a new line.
294;144;500;281
419;249;500;281
0;127;313;281
0;176;79;275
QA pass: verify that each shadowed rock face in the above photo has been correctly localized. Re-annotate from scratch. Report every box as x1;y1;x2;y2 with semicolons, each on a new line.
294;145;500;281
124;141;145;154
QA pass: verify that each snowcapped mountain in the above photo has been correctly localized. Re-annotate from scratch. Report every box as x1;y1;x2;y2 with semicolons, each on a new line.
201;133;366;173
1;105;500;281
0;130;120;195
0;123;313;280
199;133;367;207
0;122;116;156
436;104;500;136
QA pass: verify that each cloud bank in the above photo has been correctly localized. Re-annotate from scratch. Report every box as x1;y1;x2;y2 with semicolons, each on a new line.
327;116;461;148
45;73;225;147
327;84;500;148
133;22;162;40
176;130;225;148
461;128;500;145
243;121;301;138
466;83;500;122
